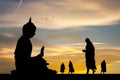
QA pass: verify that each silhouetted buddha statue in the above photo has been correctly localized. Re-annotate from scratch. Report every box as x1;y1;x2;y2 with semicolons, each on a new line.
14;18;36;75
14;18;56;79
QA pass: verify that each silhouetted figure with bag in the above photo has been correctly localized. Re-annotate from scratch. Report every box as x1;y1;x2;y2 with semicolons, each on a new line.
82;38;97;74
68;61;75;74
60;62;65;74
101;60;106;74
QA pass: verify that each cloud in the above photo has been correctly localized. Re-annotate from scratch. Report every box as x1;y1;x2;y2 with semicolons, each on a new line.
0;24;120;57
0;0;120;29
47;33;82;44
0;56;15;73
0;0;17;14
107;61;120;74
0;27;21;48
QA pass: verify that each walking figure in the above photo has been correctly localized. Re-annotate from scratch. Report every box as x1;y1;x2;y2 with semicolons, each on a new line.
82;38;97;74
60;63;65;74
68;61;74;74
101;60;106;74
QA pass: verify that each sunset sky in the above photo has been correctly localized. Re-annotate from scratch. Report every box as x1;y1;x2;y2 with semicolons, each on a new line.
0;0;120;74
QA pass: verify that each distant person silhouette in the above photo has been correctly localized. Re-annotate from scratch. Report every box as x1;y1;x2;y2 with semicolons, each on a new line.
101;60;106;74
68;61;75;74
60;62;65;74
82;38;97;74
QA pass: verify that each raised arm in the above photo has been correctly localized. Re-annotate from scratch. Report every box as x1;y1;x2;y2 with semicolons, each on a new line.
34;46;45;58
40;46;45;57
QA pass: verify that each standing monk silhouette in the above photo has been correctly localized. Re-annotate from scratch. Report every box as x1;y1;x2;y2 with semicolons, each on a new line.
60;62;65;74
68;61;75;74
83;38;97;74
101;60;106;74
